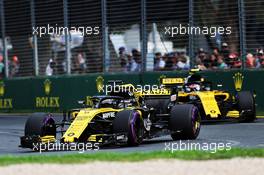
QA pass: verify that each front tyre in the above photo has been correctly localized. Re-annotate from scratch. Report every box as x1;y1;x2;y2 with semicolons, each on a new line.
25;113;56;137
169;104;201;140
21;113;56;149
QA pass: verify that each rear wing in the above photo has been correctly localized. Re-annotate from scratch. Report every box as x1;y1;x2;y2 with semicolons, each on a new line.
139;88;171;96
160;77;185;86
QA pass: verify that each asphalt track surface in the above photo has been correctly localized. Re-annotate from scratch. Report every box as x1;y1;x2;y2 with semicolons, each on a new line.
0;115;263;155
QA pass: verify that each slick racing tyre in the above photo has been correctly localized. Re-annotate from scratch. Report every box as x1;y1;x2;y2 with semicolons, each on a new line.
237;91;256;122
113;110;144;146
169;104;201;140
25;113;56;137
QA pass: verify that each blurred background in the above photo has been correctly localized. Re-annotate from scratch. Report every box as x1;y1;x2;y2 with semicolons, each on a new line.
0;0;263;78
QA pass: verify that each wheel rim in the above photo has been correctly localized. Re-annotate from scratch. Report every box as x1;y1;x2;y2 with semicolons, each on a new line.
41;114;56;136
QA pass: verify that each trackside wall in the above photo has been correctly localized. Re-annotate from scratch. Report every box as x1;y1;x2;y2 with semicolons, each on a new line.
0;70;263;113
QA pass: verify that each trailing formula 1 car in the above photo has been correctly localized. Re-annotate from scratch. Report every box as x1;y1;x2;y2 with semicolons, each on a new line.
20;83;201;150
144;70;256;122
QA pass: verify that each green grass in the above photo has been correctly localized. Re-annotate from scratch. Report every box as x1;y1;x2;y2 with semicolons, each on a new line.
0;148;263;166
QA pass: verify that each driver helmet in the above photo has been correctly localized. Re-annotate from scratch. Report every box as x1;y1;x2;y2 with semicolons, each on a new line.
185;74;202;84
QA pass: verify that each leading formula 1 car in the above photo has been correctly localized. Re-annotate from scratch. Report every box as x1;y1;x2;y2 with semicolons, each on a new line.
142;70;256;122
20;83;201;150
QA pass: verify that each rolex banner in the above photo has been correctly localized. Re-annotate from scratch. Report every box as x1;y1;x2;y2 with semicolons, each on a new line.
0;71;262;112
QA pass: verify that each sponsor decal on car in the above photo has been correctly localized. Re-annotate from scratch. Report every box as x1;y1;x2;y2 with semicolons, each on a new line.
102;112;115;119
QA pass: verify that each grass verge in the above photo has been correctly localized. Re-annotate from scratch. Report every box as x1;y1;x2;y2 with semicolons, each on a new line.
0;148;263;166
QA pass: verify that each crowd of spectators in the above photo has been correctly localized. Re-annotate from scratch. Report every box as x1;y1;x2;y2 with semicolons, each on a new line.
118;47;190;72
119;47;142;72
195;43;242;70
45;52;88;76
154;51;190;71
45;43;264;76
2;42;264;78
118;43;264;72
0;54;20;78
195;43;264;70
246;48;264;68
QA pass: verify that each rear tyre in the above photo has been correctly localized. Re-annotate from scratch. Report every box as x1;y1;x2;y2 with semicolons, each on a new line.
25;113;56;137
169;104;201;140
237;91;256;122
113;110;144;146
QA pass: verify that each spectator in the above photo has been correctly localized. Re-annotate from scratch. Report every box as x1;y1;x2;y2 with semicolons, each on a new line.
120;57;127;71
176;55;189;70
171;55;178;70
212;47;220;58
246;53;256;68
203;56;212;69
210;55;218;69
126;49;142;72
221;42;231;65
133;51;142;72
131;49;139;57
62;59;67;73
9;55;19;77
154;52;165;71
164;53;174;70
196;48;210;68
196;48;204;62
75;52;87;74
126;54;137;72
217;56;228;69
178;51;190;70
229;53;242;68
256;49;264;68
45;58;56;76
209;47;220;69
0;55;4;78
119;47;127;71
119;47;125;55
196;58;207;70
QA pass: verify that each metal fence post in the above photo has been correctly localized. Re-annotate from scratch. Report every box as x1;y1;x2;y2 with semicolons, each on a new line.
0;0;8;78
63;0;71;74
140;0;147;72
30;0;39;76
188;0;194;68
101;0;108;72
238;0;246;70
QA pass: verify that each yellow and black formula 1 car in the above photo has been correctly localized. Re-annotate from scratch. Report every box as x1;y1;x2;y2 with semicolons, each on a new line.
143;71;256;122
20;83;201;150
